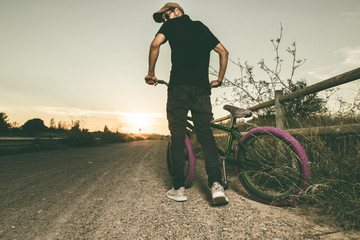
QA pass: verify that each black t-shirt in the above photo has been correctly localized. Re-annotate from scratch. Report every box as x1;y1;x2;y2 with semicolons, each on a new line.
157;15;220;93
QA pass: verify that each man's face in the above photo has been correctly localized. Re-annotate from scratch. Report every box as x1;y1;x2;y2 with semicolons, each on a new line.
162;8;177;22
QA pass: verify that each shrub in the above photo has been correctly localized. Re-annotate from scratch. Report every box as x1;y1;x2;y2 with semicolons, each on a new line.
21;118;47;136
297;133;360;229
0;112;11;134
66;129;95;148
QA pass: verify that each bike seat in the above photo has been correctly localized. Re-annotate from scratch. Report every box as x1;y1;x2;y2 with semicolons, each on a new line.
223;105;252;118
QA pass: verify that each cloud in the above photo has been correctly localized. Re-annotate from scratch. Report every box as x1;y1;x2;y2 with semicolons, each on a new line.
33;106;166;120
307;46;360;80
0;106;8;112
335;47;360;67
344;7;360;16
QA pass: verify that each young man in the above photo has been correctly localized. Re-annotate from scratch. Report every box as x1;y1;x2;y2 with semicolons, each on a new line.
145;2;229;205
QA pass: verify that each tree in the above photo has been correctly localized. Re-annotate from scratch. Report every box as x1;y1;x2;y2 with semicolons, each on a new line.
21;118;47;136
0;112;11;133
49;118;56;130
104;125;110;133
212;25;329;127
71;120;81;132
284;79;327;119
57;121;69;131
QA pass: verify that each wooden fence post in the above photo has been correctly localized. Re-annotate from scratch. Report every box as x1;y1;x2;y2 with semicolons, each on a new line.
275;90;286;129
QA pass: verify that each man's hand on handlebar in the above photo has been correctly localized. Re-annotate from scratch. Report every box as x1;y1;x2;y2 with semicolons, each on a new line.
210;80;223;88
145;75;159;86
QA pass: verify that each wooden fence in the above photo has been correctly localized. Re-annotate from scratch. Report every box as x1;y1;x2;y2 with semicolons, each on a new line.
214;67;360;135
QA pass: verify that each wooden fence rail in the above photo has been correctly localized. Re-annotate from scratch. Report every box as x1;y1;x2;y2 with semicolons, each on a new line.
249;67;360;111
214;67;360;135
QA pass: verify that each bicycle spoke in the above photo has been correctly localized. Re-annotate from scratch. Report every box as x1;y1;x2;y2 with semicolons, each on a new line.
239;133;302;199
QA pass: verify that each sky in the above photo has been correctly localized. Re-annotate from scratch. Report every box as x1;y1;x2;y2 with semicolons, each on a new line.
1;0;359;135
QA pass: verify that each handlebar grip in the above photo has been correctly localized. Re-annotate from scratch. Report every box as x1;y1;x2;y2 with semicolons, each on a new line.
157;80;168;86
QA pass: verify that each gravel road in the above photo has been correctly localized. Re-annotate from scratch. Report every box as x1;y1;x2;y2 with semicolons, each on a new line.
0;140;359;239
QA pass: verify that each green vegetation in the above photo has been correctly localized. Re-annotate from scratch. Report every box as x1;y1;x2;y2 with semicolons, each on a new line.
208;25;360;229
249;112;359;229
192;112;359;229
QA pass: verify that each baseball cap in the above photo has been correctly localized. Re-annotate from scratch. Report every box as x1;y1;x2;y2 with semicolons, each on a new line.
153;2;185;23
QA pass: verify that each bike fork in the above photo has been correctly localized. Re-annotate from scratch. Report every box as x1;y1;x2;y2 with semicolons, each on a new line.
221;155;229;190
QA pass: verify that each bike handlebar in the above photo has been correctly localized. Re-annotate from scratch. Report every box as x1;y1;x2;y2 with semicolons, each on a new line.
157;80;168;86
147;79;221;89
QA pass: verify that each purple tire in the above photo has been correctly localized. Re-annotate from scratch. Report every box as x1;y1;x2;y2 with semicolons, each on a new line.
236;126;310;205
167;134;196;188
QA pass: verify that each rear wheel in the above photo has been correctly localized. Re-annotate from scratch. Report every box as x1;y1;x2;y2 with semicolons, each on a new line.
167;134;196;188
236;127;310;205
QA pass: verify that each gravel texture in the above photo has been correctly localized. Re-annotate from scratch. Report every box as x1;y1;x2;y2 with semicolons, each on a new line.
0;140;359;239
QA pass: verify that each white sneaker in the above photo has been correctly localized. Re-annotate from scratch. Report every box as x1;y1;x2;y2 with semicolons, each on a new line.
167;187;187;202
211;182;229;205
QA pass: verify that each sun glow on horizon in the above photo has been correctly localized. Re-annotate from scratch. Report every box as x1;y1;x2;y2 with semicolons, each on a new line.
127;113;150;130
122;112;167;134
9;106;169;135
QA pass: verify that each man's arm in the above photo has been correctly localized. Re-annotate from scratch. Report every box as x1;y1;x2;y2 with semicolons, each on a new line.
211;43;229;88
145;33;166;85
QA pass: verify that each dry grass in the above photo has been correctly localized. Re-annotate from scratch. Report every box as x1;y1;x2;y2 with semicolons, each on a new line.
191;116;360;229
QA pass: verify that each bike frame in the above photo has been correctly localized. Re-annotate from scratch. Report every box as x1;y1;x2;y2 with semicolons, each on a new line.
186;116;245;189
186;116;243;157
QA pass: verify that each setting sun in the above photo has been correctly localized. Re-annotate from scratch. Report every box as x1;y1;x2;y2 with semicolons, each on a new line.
131;116;149;129
124;112;154;133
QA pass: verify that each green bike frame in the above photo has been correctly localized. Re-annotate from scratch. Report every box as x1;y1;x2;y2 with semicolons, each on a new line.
187;116;243;158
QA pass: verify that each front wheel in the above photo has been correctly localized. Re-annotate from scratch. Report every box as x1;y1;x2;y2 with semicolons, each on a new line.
167;134;196;188
236;127;310;206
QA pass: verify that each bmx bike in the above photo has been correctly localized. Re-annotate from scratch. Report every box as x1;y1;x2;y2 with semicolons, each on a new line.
157;80;310;206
